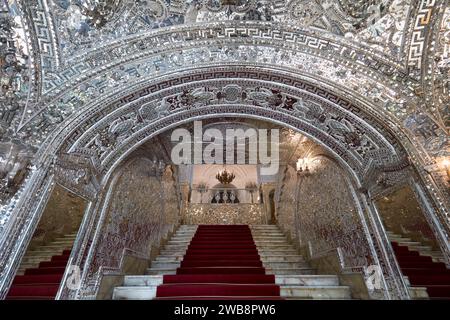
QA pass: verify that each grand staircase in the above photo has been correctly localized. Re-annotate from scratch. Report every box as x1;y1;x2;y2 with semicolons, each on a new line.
6;233;76;300
388;231;450;299
113;225;351;300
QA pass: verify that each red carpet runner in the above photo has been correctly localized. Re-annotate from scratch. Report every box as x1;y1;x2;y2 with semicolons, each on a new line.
392;242;450;299
6;250;71;300
156;225;282;300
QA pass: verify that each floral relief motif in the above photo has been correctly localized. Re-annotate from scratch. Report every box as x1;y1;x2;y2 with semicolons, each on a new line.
277;160;373;268
84;158;179;287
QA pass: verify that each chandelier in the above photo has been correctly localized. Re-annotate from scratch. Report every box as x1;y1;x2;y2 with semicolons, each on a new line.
216;168;236;184
79;0;122;28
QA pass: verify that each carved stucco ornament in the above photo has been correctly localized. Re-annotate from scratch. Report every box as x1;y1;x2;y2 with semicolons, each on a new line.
52;152;101;201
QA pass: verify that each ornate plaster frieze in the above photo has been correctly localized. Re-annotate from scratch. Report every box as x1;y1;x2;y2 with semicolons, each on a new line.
64;79;400;177
9;1;445;139
17;46;419;147
40;0;404;63
0;1;33;139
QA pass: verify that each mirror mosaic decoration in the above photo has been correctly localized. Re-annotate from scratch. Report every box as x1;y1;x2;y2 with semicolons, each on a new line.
0;0;448;299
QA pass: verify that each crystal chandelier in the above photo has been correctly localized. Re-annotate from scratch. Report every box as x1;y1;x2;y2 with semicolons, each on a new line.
79;0;122;28
216;167;236;184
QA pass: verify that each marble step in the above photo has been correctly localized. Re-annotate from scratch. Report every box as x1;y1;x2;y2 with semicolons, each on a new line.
153;254;305;261
173;230;197;234
113;286;157;300
257;250;299;255
50;241;75;246
53;235;77;241
123;275;164;287
155;256;185;262
251;231;285;234
281;286;351;299
258;246;296;250
159;250;190;256
401;245;433;252
263;262;309;269
146;268;177;275
163;245;191;250
176;229;198;233
150;262;180;269
32;245;71;251
266;268;316;275
396;241;422;246
27;250;67;256
261;256;304;262
153;256;305;263
408;287;429;300
170;236;197;241
388;236;412;242
112;285;352;300
422;252;445;260
167;240;193;244
112;285;351;300
150;261;310;269
251;226;280;229
167;240;289;245
20;256;55;264
17;263;43;270
163;244;298;250
275;275;339;286
172;234;196;238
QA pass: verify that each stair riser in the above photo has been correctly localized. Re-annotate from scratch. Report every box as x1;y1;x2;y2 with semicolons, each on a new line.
164;245;296;250
258;251;299;255
281;287;351;299
264;262;309;269
151;262;180;269
154;256;305;263
27;250;67;256
275;276;339;286
147;269;177;275
124;276;163;287
266;269;316;275
113;287;156;300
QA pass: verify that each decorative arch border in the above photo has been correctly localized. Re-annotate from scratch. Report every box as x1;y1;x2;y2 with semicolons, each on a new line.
0;66;448;299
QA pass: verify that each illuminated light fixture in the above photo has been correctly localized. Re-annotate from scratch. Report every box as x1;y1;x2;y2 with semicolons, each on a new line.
296;158;311;176
216;167;236;184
